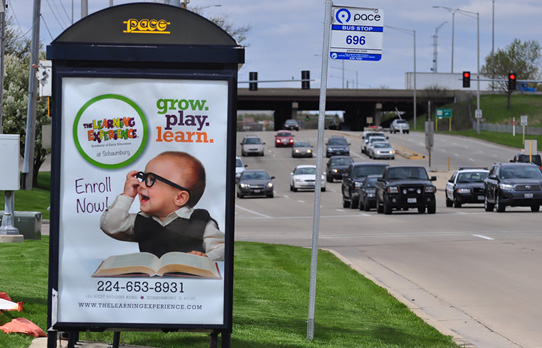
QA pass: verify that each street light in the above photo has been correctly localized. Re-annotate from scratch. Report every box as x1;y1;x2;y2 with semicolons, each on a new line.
433;6;458;73
385;25;417;130
331;66;358;89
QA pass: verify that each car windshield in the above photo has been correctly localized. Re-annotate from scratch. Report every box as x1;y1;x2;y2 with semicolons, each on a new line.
373;142;391;148
517;154;542;165
242;171;270;180
457;171;488;183
294;142;310;147
386;167;428;180
328;138;347;145
236;158;243;167
500;166;542;179
244;137;262;144
365;177;378;188
395;120;408;124
295;167;316;175
369;137;386;144
285;120;297;125
277;132;291;137
331;157;353;165
352;166;386;178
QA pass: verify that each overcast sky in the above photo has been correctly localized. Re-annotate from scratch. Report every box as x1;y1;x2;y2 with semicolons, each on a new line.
9;0;542;89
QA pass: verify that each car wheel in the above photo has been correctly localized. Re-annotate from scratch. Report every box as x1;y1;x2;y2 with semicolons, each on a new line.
417;205;425;213
238;192;244;199
445;195;453;207
351;196;359;209
427;201;436;214
267;193;274;198
364;199;370;211
484;195;494;211
495;194;506;212
343;198;350;208
453;199;462;208
321;187;326;192
376;196;383;214
531;205;540;212
293;186;298;192
327;176;332;183
383;197;392;215
290;184;294;192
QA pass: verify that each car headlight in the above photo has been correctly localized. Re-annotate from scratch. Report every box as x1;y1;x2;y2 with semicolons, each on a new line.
388;186;399;193
332;169;338;173
295;149;300;153
367;193;375;198
266;182;273;188
456;188;471;194
295;178;302;182
425;186;436;193
307;149;312;153
240;183;249;189
355;182;363;187
499;183;514;190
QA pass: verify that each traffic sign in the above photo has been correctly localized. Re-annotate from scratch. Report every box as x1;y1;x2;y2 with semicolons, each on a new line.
475;109;482;119
436;108;452;118
330;7;384;61
521;115;528;126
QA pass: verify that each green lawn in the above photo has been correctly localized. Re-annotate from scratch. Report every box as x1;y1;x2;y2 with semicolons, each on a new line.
0;240;458;348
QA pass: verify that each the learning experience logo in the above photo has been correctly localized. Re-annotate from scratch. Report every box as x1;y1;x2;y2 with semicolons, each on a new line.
73;94;148;169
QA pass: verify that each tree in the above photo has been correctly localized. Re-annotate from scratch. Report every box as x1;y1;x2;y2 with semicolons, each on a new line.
481;38;542;109
2;17;49;188
190;6;251;46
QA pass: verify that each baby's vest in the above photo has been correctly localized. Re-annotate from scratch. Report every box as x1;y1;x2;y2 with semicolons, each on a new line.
133;209;213;257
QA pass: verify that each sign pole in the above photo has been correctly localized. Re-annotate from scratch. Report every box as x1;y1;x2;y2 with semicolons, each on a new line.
307;0;332;340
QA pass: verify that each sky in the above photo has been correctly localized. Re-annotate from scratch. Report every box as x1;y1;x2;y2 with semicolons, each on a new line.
8;0;542;90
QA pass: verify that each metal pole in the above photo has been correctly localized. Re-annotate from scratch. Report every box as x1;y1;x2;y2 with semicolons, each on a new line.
413;30;417;131
22;0;41;189
476;12;480;134
307;0;331;341
451;11;455;73
491;0;495;91
0;0;6;133
81;0;88;17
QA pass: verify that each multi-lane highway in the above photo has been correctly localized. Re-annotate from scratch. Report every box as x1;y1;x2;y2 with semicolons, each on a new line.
235;129;541;348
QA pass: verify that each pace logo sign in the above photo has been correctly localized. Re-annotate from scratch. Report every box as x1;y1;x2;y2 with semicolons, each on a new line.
330;6;384;61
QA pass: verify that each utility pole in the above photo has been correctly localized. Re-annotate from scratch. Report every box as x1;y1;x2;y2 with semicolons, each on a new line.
432;21;446;73
22;0;41;189
0;0;6;133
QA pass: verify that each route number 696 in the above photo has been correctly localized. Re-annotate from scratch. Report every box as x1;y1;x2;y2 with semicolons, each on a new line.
346;35;366;45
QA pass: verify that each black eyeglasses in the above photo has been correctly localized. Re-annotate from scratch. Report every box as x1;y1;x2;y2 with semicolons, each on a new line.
136;171;191;195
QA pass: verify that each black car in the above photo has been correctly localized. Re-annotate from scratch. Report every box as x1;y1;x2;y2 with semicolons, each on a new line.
341;163;388;209
358;175;380;211
510;153;542;169
237;170;275;198
484;162;542;212
283;119;299;131
326;155;354;182
375;166;437;214
445;168;489;207
326;136;350;157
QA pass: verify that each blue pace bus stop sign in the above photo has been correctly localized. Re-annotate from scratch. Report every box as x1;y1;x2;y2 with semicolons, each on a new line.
330;6;384;61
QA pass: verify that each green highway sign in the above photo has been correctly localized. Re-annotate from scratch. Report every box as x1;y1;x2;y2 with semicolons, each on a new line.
436;108;452;118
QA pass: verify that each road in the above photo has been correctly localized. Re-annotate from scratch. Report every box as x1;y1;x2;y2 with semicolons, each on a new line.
234;129;540;348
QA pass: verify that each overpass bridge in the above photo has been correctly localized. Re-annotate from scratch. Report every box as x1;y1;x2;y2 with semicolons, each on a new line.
237;88;472;131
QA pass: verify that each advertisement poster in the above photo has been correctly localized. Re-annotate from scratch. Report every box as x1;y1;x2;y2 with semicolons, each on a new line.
56;77;228;325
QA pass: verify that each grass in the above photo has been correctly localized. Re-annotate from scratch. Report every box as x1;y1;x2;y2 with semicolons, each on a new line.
0;172;51;220
0;240;458;348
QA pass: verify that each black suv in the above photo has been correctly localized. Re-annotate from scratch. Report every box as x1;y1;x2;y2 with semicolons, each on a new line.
375;166;437;214
341;163;388;208
484;162;542;212
326;155;354;182
510;153;542;169
326;136;350;158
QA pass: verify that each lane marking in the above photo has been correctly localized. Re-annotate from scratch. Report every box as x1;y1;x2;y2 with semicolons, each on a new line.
235;204;272;218
472;234;494;240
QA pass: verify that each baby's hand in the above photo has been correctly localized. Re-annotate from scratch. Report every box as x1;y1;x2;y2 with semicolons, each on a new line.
188;251;208;258
122;170;140;198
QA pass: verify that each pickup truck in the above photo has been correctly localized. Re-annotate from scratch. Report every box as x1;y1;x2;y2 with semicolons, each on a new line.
375;165;437;214
341;163;388;209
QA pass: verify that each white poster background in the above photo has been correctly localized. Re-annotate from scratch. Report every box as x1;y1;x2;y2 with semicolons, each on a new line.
57;77;228;325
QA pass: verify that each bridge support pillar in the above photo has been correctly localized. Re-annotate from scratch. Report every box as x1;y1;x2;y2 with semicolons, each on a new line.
343;103;376;131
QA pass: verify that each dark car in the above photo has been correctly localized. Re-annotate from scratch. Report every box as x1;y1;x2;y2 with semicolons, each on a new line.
358;175;380;211
375;166;437;214
283;119;299;131
484;162;542;212
341;163;388;209
510;153;542;169
237;170;275;198
326;155;354;182
326;136;350;158
445;168;489;207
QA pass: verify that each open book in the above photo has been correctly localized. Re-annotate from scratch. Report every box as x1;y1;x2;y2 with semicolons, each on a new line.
92;252;221;279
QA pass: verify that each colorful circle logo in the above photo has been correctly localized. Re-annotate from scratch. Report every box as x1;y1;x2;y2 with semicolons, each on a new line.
73;94;148;169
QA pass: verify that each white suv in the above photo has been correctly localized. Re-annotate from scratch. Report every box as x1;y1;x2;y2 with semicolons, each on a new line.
240;135;265;156
390;119;410;134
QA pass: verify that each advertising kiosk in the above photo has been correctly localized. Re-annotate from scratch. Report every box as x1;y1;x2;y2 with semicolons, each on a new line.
46;3;243;347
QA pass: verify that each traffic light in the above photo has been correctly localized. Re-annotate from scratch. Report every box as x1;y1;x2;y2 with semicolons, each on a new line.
305;115;310;121
249;72;258;91
462;71;470;88
508;73;517;90
301;70;310;89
